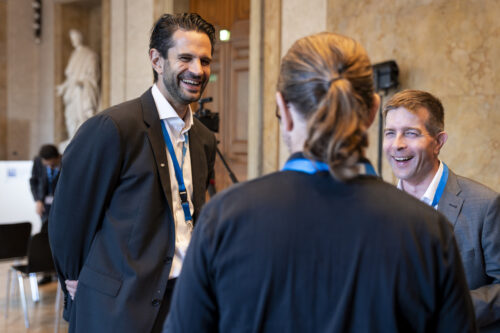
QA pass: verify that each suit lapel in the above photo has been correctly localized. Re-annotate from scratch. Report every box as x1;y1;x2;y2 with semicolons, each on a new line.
189;118;207;213
140;89;173;212
438;169;464;227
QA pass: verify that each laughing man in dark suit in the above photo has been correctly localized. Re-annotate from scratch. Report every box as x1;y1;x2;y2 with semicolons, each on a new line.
383;89;500;332
49;13;217;333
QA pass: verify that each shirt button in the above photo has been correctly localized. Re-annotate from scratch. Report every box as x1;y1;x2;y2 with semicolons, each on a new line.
152;299;161;307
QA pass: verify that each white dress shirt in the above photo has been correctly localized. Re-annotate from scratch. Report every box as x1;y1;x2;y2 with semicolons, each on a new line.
151;84;194;279
397;161;444;209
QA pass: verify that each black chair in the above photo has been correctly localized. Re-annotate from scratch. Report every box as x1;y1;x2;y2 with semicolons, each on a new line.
0;222;32;320
9;232;55;328
0;222;32;261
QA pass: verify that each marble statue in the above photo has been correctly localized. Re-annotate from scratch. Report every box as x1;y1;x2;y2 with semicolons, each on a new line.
57;29;100;149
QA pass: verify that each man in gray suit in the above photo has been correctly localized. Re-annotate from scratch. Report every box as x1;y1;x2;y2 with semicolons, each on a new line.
49;13;217;333
383;89;500;331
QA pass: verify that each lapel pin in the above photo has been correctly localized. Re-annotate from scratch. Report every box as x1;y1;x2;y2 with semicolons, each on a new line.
160;163;165;168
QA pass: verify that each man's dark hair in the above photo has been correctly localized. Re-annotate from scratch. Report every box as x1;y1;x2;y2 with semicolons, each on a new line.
39;144;60;160
149;13;216;82
383;89;445;136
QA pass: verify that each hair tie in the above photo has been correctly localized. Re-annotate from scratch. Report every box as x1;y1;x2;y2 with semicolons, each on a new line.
328;76;343;87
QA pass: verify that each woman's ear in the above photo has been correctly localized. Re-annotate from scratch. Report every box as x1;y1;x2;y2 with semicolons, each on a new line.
276;92;294;131
366;93;381;128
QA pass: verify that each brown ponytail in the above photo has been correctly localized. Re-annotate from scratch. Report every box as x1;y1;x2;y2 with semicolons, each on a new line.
277;32;375;181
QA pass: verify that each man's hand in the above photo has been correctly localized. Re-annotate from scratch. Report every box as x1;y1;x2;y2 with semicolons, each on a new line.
65;280;78;300
35;200;45;216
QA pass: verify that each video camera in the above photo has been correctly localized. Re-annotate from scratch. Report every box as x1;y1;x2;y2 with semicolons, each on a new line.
195;97;219;133
194;97;239;187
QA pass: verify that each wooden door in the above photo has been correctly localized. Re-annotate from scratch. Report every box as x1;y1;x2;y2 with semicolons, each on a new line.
200;20;249;193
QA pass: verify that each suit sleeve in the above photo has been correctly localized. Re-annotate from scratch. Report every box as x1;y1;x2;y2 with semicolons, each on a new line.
436;216;478;332
29;157;44;201
164;203;219;332
206;133;217;187
49;114;122;283
470;193;500;327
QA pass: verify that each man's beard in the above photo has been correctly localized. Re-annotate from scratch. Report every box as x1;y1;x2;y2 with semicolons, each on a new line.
163;71;207;105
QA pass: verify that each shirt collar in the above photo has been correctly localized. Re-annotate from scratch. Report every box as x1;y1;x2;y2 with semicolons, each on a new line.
397;161;443;207
151;84;193;141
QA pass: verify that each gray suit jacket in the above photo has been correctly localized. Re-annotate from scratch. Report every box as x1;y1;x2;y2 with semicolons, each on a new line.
49;89;216;333
438;169;500;331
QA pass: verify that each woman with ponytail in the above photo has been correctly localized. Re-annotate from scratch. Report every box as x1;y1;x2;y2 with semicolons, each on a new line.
166;33;476;333
276;32;378;179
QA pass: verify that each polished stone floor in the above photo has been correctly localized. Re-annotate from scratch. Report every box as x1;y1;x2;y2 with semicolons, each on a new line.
0;261;68;332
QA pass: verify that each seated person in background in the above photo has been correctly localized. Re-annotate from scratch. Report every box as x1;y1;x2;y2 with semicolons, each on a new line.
165;33;476;333
383;89;500;332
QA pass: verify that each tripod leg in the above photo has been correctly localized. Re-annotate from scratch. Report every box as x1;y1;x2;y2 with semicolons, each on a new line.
216;147;239;184
208;180;217;197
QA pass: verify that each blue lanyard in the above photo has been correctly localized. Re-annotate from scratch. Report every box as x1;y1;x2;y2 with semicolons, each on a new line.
282;158;377;176
160;120;193;224
282;158;329;174
46;167;59;194
431;163;449;207
362;162;377;176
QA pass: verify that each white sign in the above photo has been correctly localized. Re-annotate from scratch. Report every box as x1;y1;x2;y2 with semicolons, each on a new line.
0;161;41;233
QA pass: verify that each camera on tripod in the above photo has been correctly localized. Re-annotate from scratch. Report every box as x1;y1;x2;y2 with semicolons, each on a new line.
195;97;219;133
194;96;239;188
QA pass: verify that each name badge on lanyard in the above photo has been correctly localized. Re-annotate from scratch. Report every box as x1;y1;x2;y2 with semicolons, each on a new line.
160;120;193;231
44;196;54;205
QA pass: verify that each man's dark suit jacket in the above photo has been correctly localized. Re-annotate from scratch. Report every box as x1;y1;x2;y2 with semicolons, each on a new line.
49;88;216;333
438;169;500;332
166;154;477;333
29;156;45;202
30;156;60;226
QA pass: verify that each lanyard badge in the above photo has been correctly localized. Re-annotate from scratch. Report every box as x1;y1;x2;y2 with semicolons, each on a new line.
160;121;193;231
430;163;449;207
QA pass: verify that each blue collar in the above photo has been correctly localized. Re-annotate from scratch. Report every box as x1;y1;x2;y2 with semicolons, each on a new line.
282;155;377;176
282;158;329;174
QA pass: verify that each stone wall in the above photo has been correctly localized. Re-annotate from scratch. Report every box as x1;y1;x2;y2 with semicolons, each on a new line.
3;0;499;192
109;0;154;105
6;0;40;159
0;1;6;159
328;0;500;191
